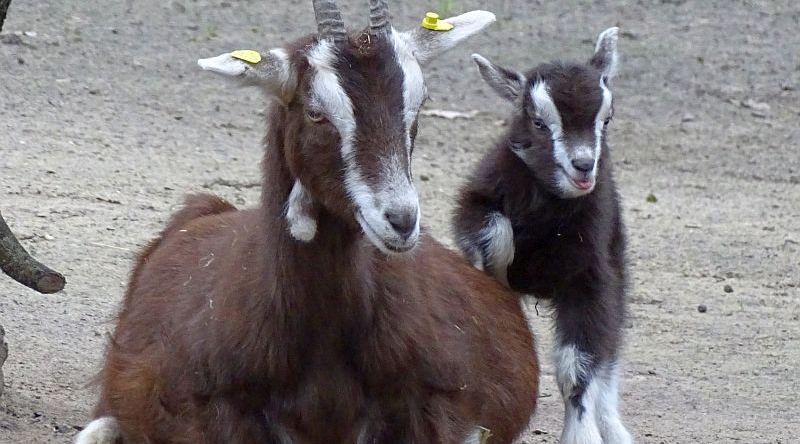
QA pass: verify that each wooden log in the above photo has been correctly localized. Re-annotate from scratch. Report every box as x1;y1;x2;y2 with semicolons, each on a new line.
0;324;6;397
0;211;65;294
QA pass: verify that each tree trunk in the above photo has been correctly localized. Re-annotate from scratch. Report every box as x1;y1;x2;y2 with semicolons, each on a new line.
0;211;65;294
0;325;6;397
0;0;11;33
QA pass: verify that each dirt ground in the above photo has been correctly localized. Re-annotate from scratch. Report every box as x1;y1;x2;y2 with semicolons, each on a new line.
1;0;798;443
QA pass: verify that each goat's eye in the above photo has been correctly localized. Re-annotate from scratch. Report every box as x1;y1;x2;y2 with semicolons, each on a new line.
532;118;548;131
307;109;327;123
510;139;532;151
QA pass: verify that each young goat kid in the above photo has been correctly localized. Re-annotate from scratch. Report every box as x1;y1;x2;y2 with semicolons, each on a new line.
75;2;539;444
453;28;633;444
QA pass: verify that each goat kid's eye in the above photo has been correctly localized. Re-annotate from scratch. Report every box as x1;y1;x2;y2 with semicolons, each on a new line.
603;116;612;126
532;118;548;131
306;109;327;124
510;139;532;151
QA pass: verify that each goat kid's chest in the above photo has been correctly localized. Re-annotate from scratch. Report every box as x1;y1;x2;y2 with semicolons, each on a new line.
505;206;605;291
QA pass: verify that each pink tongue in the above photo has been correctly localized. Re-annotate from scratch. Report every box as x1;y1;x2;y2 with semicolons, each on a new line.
576;180;591;190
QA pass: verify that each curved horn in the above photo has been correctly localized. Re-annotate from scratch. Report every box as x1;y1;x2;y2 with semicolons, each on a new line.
313;0;346;42
368;0;390;34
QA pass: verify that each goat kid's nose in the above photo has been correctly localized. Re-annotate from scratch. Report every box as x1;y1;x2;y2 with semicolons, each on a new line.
571;158;595;173
384;208;418;239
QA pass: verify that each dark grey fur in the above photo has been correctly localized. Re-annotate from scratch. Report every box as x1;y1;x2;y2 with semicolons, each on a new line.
454;28;634;443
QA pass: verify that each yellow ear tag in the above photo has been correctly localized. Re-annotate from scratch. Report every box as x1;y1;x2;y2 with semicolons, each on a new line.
421;12;453;31
231;50;262;64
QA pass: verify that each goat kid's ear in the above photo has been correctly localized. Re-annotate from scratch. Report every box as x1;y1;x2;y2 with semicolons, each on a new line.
400;10;496;65
590;27;619;82
471;54;525;102
197;49;295;103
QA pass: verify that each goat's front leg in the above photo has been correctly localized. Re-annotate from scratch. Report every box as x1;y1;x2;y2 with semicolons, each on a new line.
285;179;318;242
455;210;515;287
552;289;633;444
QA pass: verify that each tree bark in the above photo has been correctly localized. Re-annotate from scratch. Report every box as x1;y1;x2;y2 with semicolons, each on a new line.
0;324;6;397
0;0;11;33
0;211;65;294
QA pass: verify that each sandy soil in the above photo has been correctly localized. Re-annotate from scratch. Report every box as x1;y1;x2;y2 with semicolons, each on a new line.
1;0;798;443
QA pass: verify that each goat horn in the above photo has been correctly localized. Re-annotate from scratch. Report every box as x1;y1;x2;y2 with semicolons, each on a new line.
313;0;347;42
368;0;390;34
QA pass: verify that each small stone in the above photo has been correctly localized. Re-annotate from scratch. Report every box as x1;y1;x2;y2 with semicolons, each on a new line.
17;57;25;65
681;113;695;122
419;174;430;182
740;98;770;114
697;304;707;313
171;1;186;13
723;284;733;293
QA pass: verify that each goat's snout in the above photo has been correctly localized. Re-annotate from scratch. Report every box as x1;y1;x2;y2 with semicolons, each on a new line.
571;157;595;173
384;207;418;240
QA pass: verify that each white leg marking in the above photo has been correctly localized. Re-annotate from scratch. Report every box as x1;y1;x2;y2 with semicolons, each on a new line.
285;179;317;242
595;364;634;444
559;378;602;444
554;345;591;400
478;212;515;287
554;345;602;444
74;417;120;444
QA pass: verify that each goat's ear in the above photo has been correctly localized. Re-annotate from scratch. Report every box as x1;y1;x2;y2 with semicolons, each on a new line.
589;27;619;82
471;54;525;102
399;10;496;65
198;49;295;102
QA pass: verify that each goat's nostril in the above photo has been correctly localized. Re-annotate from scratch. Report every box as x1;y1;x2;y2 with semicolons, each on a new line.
571;158;595;173
384;209;418;239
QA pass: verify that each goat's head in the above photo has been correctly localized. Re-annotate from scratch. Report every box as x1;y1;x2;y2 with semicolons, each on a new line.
198;0;495;253
472;27;619;199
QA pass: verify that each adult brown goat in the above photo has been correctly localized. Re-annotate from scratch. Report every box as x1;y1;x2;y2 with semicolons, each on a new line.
75;1;538;443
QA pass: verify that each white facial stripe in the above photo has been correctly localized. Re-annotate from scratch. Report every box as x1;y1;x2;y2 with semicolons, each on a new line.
391;29;426;179
391;30;426;130
593;79;613;165
530;81;563;130
531;82;571;181
306;40;419;252
306;41;370;209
